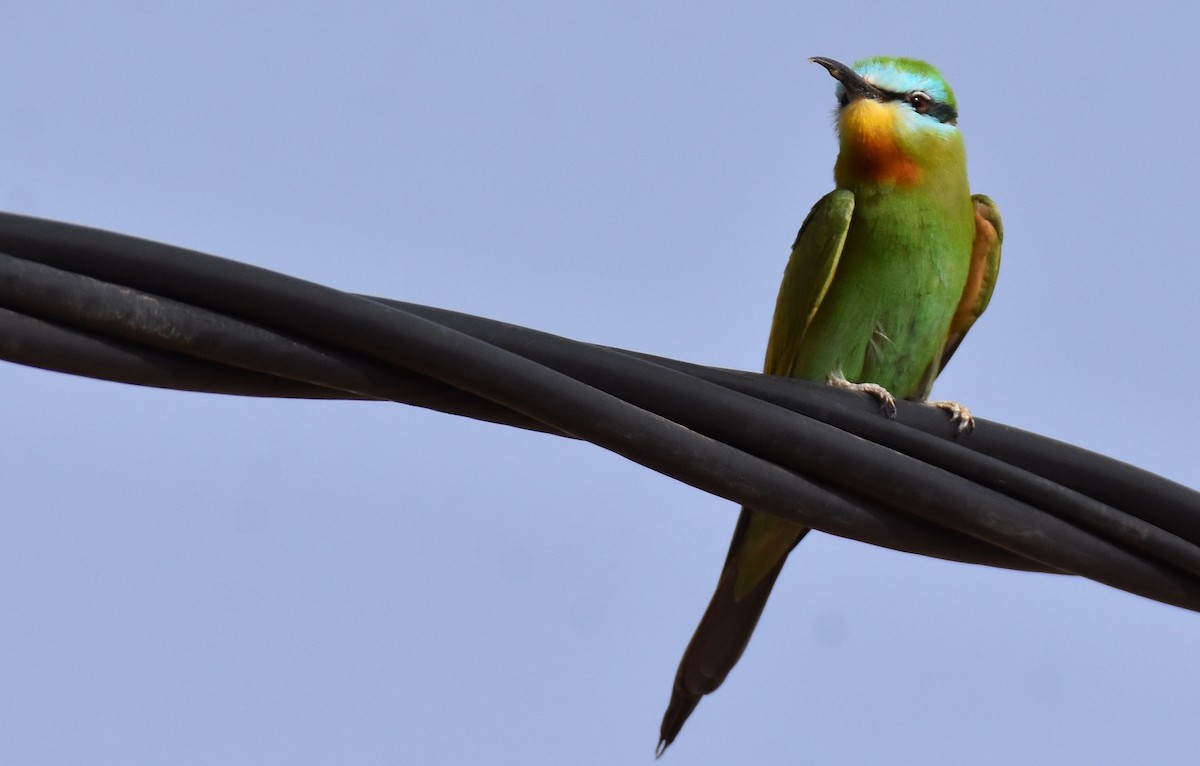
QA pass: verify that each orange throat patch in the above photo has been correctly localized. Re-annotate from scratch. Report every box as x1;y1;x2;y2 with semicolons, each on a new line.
835;101;921;186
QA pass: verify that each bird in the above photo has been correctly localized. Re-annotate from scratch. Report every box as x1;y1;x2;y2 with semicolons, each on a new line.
656;55;1003;755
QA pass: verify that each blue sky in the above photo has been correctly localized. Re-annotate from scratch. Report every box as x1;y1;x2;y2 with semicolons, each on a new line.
4;2;1200;764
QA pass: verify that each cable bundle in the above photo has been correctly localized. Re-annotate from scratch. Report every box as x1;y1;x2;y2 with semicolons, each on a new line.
1;211;1197;610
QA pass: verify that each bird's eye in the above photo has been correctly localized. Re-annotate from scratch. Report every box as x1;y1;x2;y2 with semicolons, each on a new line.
908;92;930;113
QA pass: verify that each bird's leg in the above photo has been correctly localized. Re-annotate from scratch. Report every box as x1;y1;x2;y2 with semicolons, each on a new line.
923;399;975;435
825;370;897;418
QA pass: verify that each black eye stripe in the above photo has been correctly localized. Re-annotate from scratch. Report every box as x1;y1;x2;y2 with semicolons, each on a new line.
874;86;959;125
926;102;958;125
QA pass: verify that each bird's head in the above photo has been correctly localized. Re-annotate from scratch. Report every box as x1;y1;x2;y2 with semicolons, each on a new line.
810;56;964;189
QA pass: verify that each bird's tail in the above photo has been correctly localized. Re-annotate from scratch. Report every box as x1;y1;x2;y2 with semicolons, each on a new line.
657;510;807;755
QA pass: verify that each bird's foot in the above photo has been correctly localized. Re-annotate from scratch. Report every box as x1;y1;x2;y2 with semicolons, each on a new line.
825;371;897;418
925;399;975;435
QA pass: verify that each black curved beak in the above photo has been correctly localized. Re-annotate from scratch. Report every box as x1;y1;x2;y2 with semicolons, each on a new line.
809;56;885;101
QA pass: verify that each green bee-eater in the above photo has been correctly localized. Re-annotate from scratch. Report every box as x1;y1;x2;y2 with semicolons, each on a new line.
657;56;1003;754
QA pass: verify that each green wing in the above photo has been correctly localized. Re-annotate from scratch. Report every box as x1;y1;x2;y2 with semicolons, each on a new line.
730;189;853;594
937;194;1003;374
763;189;855;377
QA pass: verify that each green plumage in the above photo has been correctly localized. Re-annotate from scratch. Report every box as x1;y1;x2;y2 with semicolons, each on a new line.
787;185;975;394
658;56;1003;754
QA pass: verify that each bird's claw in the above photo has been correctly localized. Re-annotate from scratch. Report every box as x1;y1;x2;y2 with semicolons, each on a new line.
925;399;975;435
825;372;897;418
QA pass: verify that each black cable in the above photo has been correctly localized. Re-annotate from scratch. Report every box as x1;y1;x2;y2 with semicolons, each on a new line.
0;249;1042;573
1;211;1198;611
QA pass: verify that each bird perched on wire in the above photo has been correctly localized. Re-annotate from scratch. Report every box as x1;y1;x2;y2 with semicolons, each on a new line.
657;55;1003;755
